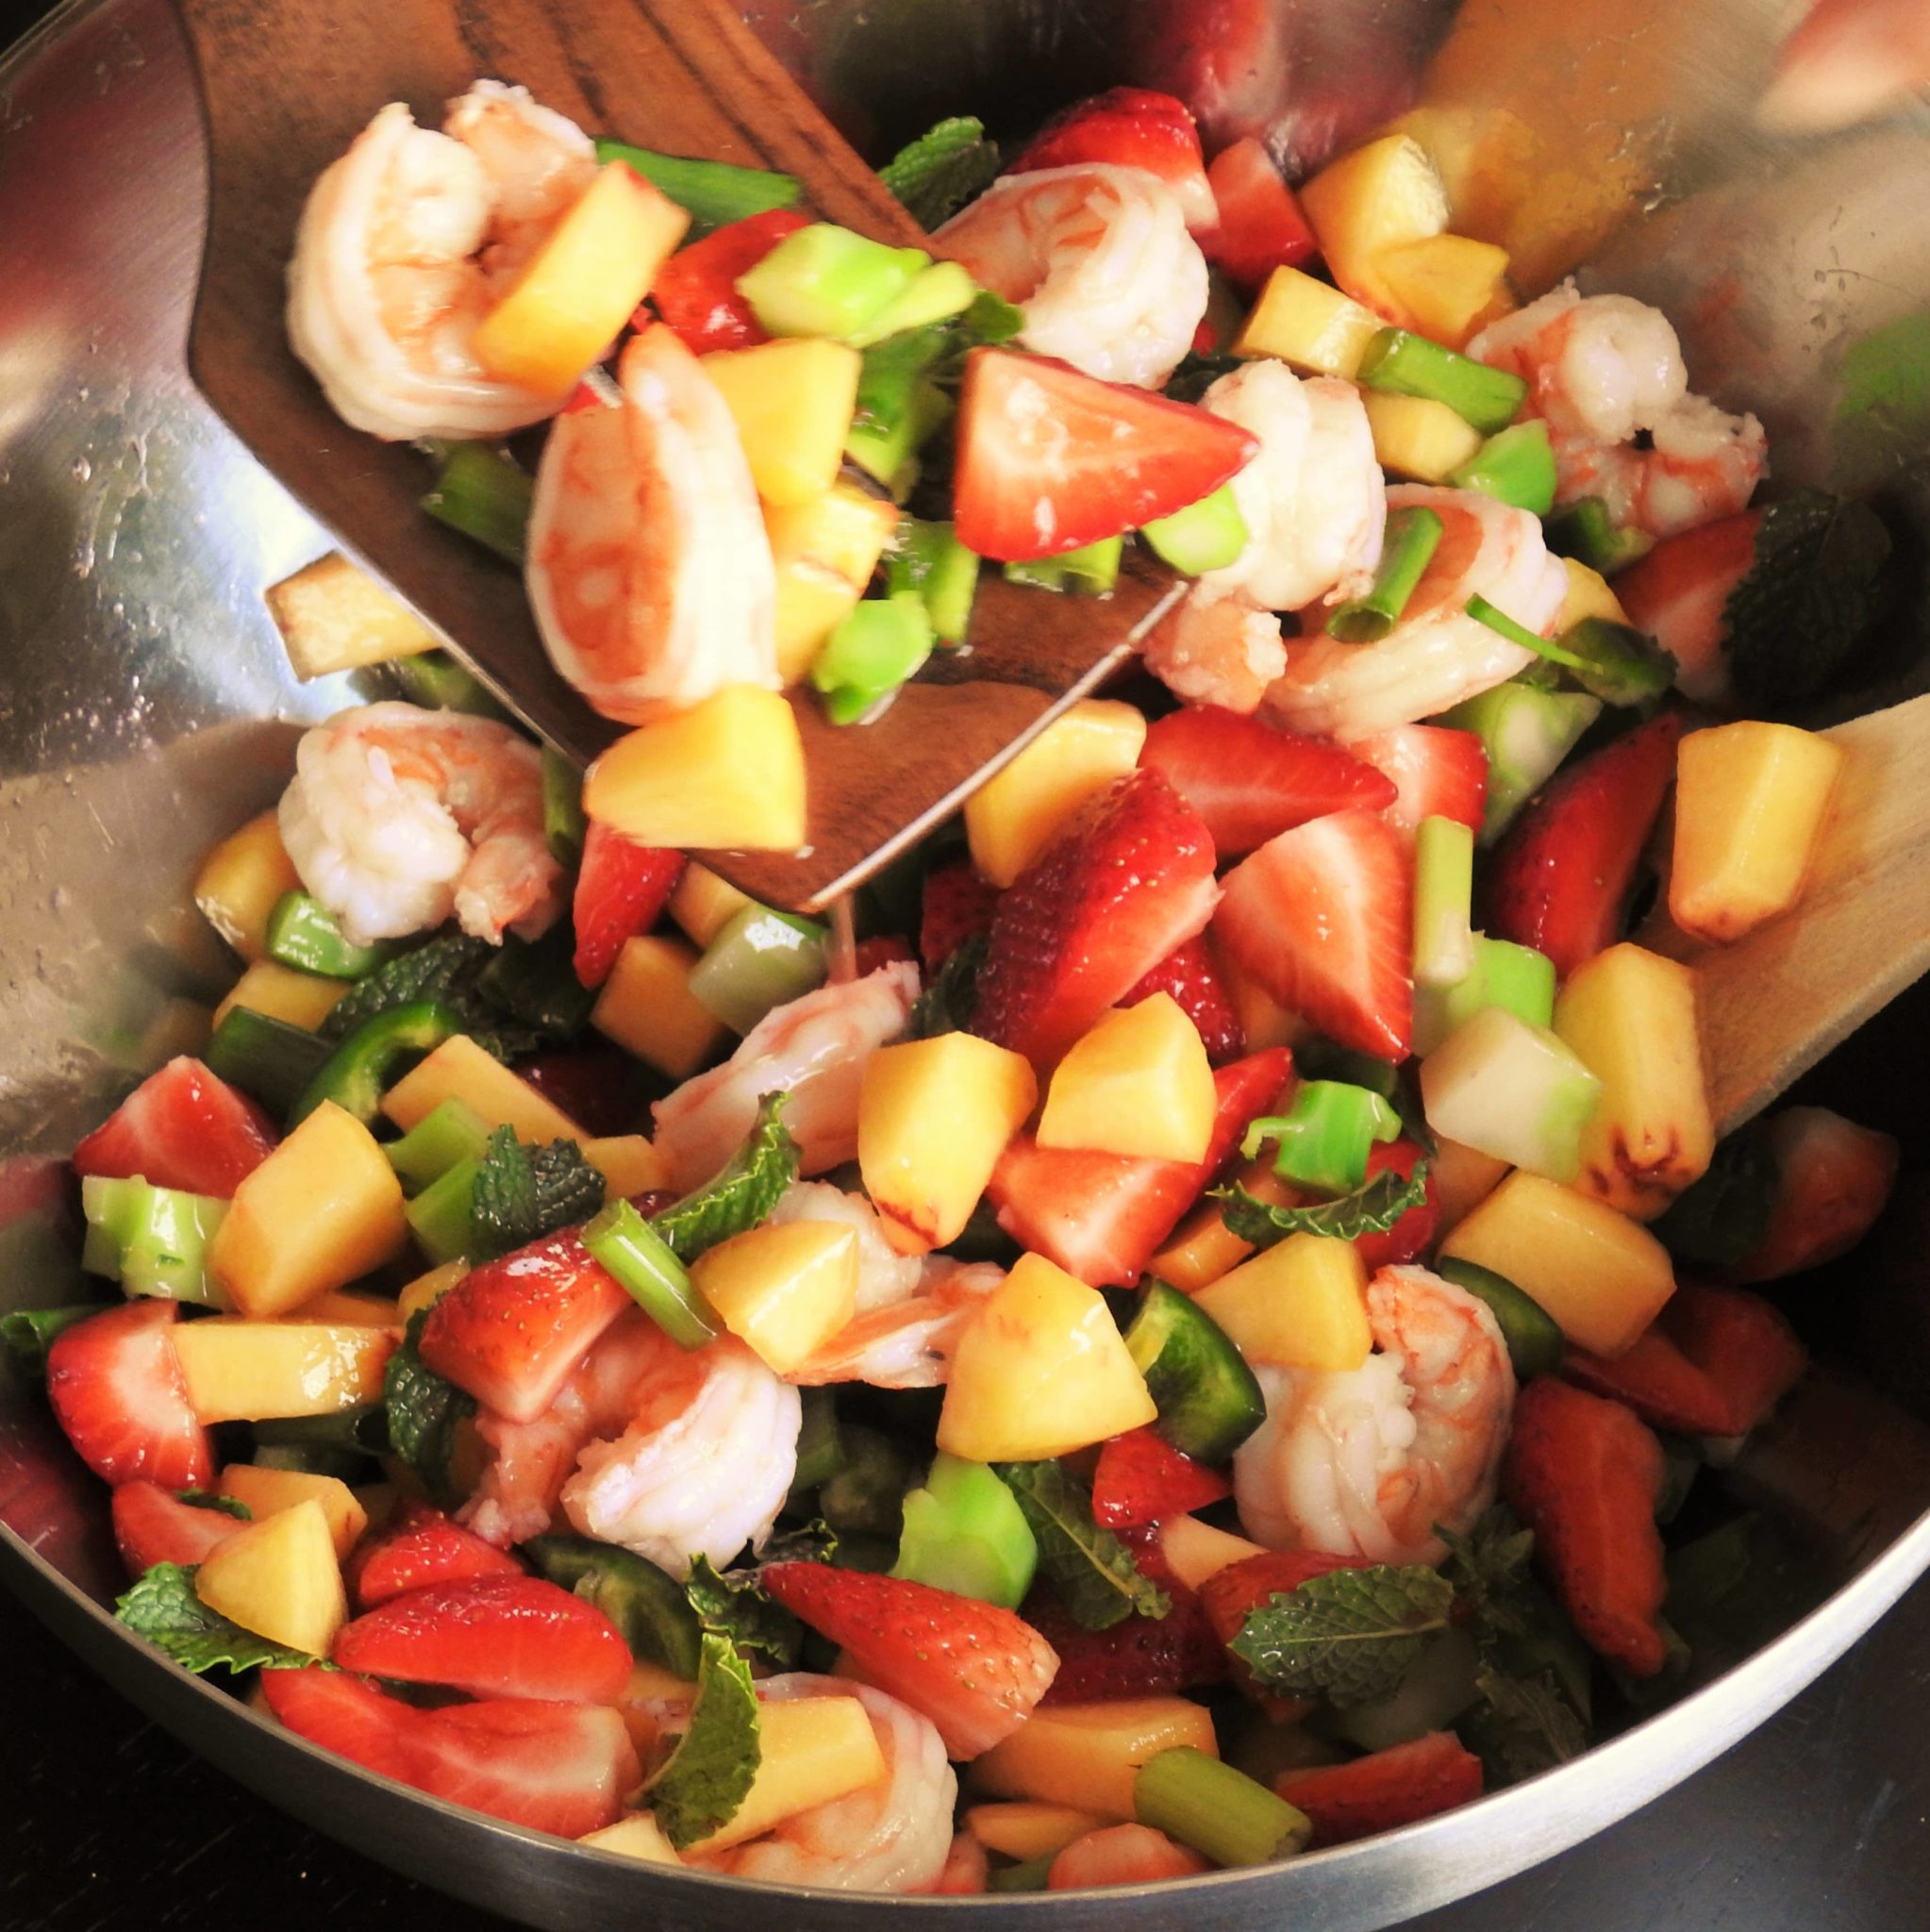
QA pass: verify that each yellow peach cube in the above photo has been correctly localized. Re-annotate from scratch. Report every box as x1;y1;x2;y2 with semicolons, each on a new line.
683;1695;887;1852
964;1802;1110;1861
591;935;727;1080
382;1034;587;1142
218;1464;369;1560
766;485;901;684
213;959;348;1033
702;339;864;508
581;1134;671;1199
1556;557;1630;632
1036;994;1215;1163
968;1698;1220;1821
264;551;440;681
1300;135;1451;318
1363;390;1486;482
193;810;303;964
690;1220;859;1374
194;1498;348;1657
1156;1514;1266;1592
172;1320;397;1424
1374;232;1513;347
1233;266;1383;378
1193;1234;1371;1372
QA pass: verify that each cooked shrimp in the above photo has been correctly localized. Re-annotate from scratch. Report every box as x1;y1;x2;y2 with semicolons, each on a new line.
690;1674;956;1893
525;325;778;722
288;81;598;441
1556;393;1770;541
1140;585;1287;715
1234;1264;1515;1568
652;963;921;1191
1263;484;1568;740
277;701;562;945
462;1310;799;1574
790;1260;1006;1389
931;164;1208;388
1199;361;1386;612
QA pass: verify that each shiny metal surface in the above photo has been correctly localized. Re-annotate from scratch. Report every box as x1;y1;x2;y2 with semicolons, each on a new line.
3;0;1930;1925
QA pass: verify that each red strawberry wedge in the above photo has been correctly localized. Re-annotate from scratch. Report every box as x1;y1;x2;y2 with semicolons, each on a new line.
1200;137;1318;288
1091;1427;1231;1530
1123;937;1245;1064
333;1574;634;1704
1274;1732;1484;1846
1729;1106;1900;1284
920;859;1002;973
760;1563;1059;1759
1351;1140;1440;1273
1486;713;1681;980
972;769;1220;1068
46;1300;215;1491
1613;509;1760;706
647;207;810;357
571;820;687;990
989;1047;1292;1286
111;1481;243;1577
261;1668;634;1839
418;1231;630;1424
1006;89;1217;233
1214;809;1414;1059
346;1501;524;1612
1344;724;1489;840
71;1057;276;1197
952;349;1257;562
1027;1588;1227;1703
1139;706;1397;858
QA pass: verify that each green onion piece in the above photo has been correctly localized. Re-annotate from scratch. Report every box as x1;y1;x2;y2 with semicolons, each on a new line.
1357;328;1528;434
385;1098;492;1195
1439;682;1602;843
1447;419;1557;515
594;138;801;238
788;1387;844;1500
289;999;466;1129
1412;814;1475;988
582;1198;719;1349
891;1453;1039;1609
738;224;929;342
988;1856;1056;1892
1465;593;1588;669
1135;1746;1312;1868
79;1175;229;1307
263;891;398;980
422;443;533;564
1413;933;1559;1057
406;1156;479;1266
1140;484;1251;576
386;650;509;721
886;518;980;645
1436;1257;1565;1378
1242;1081;1402;1194
1003;535;1123;596
687;904;829;1034
846;260;977;348
1555;615;1677;707
810;592;936;724
846;375;952;498
1544;496;1655;575
205;1007;336;1117
541;744;587;867
1327;505;1445;642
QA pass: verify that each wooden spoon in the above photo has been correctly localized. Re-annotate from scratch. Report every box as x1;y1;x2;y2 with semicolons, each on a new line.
1640;693;1930;1135
171;0;1182;912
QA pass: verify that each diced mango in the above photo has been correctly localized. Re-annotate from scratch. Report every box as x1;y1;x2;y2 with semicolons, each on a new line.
474;163;688;396
291;1289;400;1327
969;1698;1220;1821
1157;1514;1266;1593
579;1811;684;1864
584;686;807;853
773;563;866;685
1233;265;1382;377
193;809;303;964
964;1802;1111;1861
218;1464;369;1560
1193;1233;1372;1372
209;1102;408;1317
1037;994;1215;1163
1556;557;1630;632
1148;1164;1300;1292
702;338;864;508
1362;390;1486;482
1430;1135;1511;1234
1441;1170;1675;1357
1374;232;1513;346
382;1034;587;1142
213;959;348;1032
766;484;901;683
1554;943;1713;1220
173;1320;397;1424
396;1258;470;1324
264;551;440;681
1218;951;1306;1054
669;863;756;949
581;1134;671;1199
1670;722;1844;944
690;1220;859;1374
937;1255;1156;1462
613;1658;702;1757
591;934;727;1080
1300;134;1452;318
964;701;1148;889
194;1497;348;1657
860;1033;1038;1248
684;1695;888;1853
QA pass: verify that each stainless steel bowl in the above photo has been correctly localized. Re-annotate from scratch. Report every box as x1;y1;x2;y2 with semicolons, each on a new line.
4;0;1930;1924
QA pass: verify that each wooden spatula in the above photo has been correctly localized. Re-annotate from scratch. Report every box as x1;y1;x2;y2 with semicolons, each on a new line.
171;0;1182;913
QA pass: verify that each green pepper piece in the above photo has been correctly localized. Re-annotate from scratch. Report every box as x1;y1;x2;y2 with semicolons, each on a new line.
541;743;588;867
289;999;466;1128
1437;1257;1565;1378
1123;1281;1265;1463
524;1531;706;1676
817;1423;918;1540
263;892;399;980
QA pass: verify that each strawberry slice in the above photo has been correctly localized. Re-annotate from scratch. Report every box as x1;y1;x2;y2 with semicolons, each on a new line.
1049;1824;1212;1889
1273;1731;1484;1845
346;1500;525;1611
110;1480;242;1576
333;1573;633;1704
972;769;1220;1068
1213;808;1414;1059
417;1231;630;1424
45;1300;214;1490
1007;88;1217;233
1612;509;1760;706
1196;1546;1371;1719
571;820;687;990
261;1668;634;1838
1139;705;1397;857
1351;1139;1439;1273
953;348;1258;562
1730;1106;1900;1283
1344;724;1489;840
1027;1585;1226;1703
1200;137;1318;288
1485;713;1681;979
1091;1427;1231;1529
71;1057;276;1197
920;859;1002;973
760;1562;1059;1759
647;207;810;357
1123;936;1245;1064
988;1046;1292;1286
1503;1376;1669;1676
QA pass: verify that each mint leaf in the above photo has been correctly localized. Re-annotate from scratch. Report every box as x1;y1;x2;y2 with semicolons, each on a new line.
651;1094;799;1261
384;1309;475;1507
177;1491;253;1521
1556;617;1677;708
1463;1664;1589;1782
878;116;1001;227
0;1304;99;1377
115;1563;324;1674
1439;1507;1538;1642
649;1631;761;1849
319;934;542;1062
1651;1128;1777;1269
912;930;986;1039
1211;1162;1429;1249
686;1557;803;1670
1232;1564;1455;1706
1164;350;1244;406
995;1459;1169;1630
470;1124;606;1259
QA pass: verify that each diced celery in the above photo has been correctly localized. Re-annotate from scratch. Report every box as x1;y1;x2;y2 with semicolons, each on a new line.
891;1453;1039;1608
1140;485;1250;575
1412;815;1475;988
205;1007;335;1117
406;1156;480;1266
1545;496;1655;575
1448;419;1557;515
886;519;979;644
79;1174;230;1307
541;743;587;867
1135;1746;1311;1867
1439;683;1602;842
1244;1080;1401;1195
1327;505;1443;642
593;139;800;238
582;1198;719;1349
1003;535;1123;595
846;261;977;347
1412;934;1557;1057
809;592;936;724
1357;328;1527;434
385;1098;492;1195
264;892;396;980
1420;1005;1601;1181
687;904;828;1034
738;224;930;341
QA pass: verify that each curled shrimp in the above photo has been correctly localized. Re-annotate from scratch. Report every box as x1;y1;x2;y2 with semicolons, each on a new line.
525;325;779;722
931;165;1208;388
1469;282;1767;539
1263;484;1569;740
790;1259;1007;1390
766;1183;924;1313
288;82;597;441
1140;586;1287;716
652;963;921;1191
688;1674;956;1893
461;1309;799;1574
277;701;562;946
1234;1264;1515;1568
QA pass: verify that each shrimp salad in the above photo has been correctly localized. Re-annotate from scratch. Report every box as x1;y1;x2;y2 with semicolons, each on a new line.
23;81;1906;1900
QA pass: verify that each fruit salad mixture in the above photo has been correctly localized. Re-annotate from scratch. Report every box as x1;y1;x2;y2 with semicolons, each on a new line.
7;81;1908;1896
